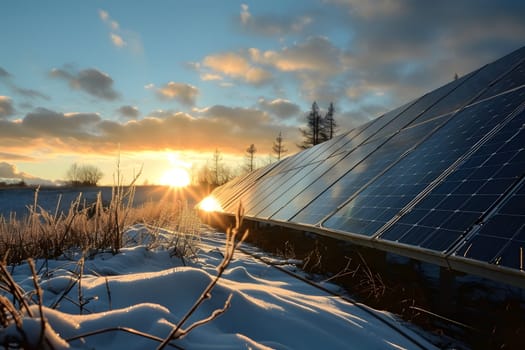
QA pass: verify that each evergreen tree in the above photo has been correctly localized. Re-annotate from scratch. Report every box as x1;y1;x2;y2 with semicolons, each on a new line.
299;102;322;149
324;102;337;140
272;132;288;161
299;102;336;149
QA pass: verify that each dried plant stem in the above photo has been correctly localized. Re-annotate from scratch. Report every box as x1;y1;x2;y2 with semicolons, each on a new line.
179;294;233;337
78;257;85;315
28;259;51;349
322;256;358;283
105;277;112;311
0;263;32;317
65;327;184;349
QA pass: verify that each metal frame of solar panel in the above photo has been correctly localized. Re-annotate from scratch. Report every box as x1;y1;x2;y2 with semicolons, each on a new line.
203;46;525;288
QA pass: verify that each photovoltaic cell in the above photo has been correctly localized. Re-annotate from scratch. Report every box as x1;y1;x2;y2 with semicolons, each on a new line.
377;89;525;252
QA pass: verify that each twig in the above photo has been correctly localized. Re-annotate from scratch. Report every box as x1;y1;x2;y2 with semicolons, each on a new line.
28;259;54;349
49;261;83;309
408;306;478;331
179;293;233;338
105;276;112;311
65;326;184;349
78;257;85;315
322;256;358;283
0;263;33;317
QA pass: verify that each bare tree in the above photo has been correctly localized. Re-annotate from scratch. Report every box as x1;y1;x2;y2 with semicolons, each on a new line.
272;132;288;161
211;149;222;186
66;163;103;186
196;149;233;188
245;144;257;172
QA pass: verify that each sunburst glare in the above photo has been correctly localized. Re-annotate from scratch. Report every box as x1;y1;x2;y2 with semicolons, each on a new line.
159;153;192;188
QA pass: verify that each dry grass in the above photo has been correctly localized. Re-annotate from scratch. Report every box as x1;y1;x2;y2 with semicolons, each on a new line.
0;183;202;265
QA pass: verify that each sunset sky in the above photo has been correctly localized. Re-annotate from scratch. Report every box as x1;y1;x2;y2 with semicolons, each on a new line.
1;0;524;186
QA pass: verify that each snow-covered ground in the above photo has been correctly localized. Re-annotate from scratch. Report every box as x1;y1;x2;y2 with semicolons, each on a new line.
1;224;438;349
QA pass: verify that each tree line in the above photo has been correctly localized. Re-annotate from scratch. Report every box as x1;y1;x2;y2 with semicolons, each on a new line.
197;101;337;187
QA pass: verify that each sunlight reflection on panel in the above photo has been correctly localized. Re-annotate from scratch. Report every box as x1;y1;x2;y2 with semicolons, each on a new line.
198;196;223;212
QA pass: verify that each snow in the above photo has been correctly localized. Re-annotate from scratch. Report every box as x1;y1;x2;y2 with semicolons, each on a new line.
2;224;437;349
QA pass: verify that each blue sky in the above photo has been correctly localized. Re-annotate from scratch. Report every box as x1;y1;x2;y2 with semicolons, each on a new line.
1;0;524;185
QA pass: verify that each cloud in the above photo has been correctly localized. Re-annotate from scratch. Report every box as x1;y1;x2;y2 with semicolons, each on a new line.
200;73;223;81
253;37;345;75
0;96;15;119
239;4;313;36
98;8;142;53
98;9;109;21
156;82;198;106
0;108;106;155
50;67;119;100
257;98;300;119
22;108;102;138
0;162;29;179
325;0;403;18
13;87;50;100
240;4;251;25
0;161;58;186
117;105;140;119
110;33;126;48
0;67;49;101
0;105;302;158
202;52;272;85
320;0;525;105
0;67;11;78
0;152;34;161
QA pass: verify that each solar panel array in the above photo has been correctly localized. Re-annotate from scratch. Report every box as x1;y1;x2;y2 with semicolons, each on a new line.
204;46;525;287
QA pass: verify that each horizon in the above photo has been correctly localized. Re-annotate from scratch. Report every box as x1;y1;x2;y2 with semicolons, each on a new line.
1;0;524;186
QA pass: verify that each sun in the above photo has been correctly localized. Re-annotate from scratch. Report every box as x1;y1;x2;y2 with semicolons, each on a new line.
160;166;191;188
